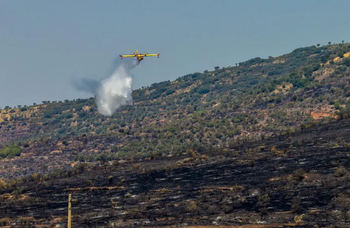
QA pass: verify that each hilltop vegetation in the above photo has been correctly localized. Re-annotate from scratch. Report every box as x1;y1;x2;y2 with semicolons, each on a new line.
1;42;350;177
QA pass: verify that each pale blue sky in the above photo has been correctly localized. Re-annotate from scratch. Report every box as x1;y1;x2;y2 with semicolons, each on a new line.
1;0;349;108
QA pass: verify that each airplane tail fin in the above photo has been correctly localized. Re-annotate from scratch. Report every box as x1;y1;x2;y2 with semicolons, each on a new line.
157;53;160;58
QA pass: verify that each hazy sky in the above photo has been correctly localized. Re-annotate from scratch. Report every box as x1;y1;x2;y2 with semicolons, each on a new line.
1;0;350;108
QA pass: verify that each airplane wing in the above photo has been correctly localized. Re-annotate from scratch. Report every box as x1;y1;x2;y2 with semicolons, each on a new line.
120;54;136;59
121;54;136;58
145;53;160;57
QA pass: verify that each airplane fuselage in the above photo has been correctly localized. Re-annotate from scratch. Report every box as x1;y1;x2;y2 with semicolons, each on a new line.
120;49;160;62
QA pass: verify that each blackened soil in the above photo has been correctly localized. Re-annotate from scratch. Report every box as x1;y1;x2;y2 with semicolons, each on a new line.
1;119;350;227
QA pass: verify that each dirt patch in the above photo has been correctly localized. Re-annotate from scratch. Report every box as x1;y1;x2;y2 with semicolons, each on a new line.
272;83;293;94
333;56;342;63
314;67;334;81
344;52;350;58
273;59;285;64
310;112;331;120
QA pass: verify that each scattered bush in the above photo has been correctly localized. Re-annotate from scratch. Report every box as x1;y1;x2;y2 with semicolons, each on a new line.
0;145;22;159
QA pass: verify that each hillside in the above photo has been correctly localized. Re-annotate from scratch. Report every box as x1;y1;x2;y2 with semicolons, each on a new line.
1;42;350;227
1;42;350;179
1;117;350;227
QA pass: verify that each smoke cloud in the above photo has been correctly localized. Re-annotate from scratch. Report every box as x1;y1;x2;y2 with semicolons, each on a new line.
73;59;139;116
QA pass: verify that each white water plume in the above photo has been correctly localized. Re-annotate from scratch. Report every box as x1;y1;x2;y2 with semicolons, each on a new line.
74;59;139;116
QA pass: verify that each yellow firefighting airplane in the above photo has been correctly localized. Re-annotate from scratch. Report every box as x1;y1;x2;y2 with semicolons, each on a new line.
120;50;160;62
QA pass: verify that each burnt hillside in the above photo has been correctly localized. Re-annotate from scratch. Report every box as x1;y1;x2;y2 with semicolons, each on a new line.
2;43;350;179
1;118;350;227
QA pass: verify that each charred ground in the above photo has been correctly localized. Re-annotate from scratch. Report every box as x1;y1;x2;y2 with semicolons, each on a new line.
1;118;350;227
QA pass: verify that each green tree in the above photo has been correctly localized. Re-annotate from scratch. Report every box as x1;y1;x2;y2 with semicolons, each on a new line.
343;57;350;67
334;101;341;110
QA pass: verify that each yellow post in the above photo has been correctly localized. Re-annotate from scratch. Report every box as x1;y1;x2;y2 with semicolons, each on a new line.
68;194;72;228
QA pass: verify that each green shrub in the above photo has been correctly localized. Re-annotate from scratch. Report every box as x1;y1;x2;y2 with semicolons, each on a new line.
0;145;22;159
